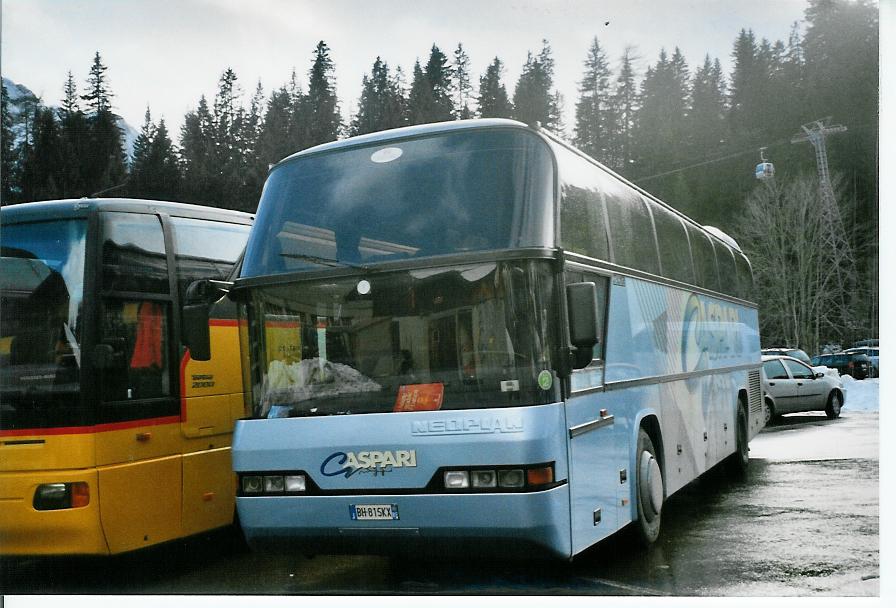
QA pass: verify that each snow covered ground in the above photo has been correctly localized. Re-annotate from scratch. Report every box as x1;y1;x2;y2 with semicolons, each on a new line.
841;376;879;411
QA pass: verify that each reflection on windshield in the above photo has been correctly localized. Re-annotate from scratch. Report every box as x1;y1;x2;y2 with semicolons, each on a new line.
242;129;554;277
1;219;87;430
249;260;557;418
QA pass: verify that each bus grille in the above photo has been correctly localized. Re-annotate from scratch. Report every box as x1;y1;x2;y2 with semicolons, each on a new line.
747;369;762;414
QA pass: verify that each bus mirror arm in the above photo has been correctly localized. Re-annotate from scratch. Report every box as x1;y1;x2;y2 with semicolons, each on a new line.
566;282;599;370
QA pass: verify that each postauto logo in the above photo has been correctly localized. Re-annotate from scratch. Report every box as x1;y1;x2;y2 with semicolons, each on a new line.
681;293;742;372
320;449;417;478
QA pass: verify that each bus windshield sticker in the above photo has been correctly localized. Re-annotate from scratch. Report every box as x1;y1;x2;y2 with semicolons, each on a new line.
500;380;520;392
394;383;444;412
537;370;553;391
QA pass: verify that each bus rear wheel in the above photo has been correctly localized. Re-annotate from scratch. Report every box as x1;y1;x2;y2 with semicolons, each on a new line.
725;400;749;479
634;428;663;546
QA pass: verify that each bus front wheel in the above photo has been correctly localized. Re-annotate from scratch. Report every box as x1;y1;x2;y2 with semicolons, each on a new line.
634;428;663;546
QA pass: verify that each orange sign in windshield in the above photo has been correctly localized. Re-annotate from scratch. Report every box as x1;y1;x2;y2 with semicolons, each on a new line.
393;383;444;412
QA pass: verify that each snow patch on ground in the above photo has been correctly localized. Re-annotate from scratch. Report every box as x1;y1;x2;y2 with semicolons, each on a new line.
841;376;879;411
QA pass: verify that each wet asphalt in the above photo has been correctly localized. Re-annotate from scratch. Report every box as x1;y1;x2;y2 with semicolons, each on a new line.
1;409;880;597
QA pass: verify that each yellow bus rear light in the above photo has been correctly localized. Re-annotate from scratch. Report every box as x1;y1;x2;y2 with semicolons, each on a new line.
71;482;90;508
33;482;89;510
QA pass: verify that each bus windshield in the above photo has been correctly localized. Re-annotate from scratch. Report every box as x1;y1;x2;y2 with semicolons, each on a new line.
1;219;87;430
247;260;558;418
241;128;554;278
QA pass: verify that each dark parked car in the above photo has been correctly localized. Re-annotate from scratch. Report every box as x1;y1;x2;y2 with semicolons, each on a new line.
810;351;874;380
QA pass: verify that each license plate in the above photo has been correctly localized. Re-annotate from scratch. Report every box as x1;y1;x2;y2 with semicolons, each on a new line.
350;504;399;521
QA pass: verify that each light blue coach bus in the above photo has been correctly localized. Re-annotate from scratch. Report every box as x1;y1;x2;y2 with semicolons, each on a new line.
213;119;762;559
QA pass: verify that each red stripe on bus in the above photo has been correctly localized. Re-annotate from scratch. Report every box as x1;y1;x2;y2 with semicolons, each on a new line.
0;416;183;438
209;319;239;327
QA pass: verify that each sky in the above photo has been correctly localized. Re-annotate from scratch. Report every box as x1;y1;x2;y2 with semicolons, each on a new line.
1;0;811;135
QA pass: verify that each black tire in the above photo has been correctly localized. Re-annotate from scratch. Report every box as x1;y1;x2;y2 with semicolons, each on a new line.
764;399;776;426
633;428;663;546
725;401;749;479
825;391;842;419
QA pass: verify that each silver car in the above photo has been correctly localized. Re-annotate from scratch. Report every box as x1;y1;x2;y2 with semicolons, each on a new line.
761;355;846;422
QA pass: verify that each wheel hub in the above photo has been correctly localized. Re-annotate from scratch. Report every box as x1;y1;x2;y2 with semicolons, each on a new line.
639;451;663;518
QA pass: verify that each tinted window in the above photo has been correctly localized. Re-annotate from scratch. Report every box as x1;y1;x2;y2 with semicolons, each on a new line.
556;145;610;261
649;201;694;284
783;358;814;379
564;270;610;392
734;251;754;299
170;217;251;296
605;187;660;275
715;242;739;297
687;226;720;292
0;219;88;430
102;212;168;293
763;359;789;380
243;129;554;277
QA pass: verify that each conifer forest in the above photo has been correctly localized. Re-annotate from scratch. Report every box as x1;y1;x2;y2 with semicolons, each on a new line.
0;0;879;352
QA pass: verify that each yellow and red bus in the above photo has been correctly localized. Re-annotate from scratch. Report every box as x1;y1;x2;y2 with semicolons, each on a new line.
0;199;252;555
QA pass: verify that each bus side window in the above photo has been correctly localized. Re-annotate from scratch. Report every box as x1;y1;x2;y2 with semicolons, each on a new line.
98;213;176;417
565;269;609;391
649;201;695;284
169;217;251;298
99;299;172;403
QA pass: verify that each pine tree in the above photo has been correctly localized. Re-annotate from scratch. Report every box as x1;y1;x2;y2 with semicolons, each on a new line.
453;43;473;119
21;106;62;201
259;86;295;166
305;41;342;146
407;60;434;125
351;57;406;136
1;82;16;203
607;47;638;173
513;41;560;131
179;95;214;205
128;107;156;196
80;52;126;196
147;118;181;201
476;57;513;118
407;46;455;125
574;37;613;160
58;71;90;197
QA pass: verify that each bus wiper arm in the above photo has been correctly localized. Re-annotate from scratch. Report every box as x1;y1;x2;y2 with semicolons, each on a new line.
279;253;366;270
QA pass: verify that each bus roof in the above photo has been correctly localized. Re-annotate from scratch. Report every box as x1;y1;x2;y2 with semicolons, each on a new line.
274;118;532;168
1;198;254;224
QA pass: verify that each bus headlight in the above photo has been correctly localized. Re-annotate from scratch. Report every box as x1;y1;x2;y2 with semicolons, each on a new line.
33;482;89;510
471;470;497;488
241;475;263;494
443;470;470;489
285;475;306;492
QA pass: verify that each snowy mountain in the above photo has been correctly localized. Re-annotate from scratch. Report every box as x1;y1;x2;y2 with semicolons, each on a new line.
2;76;138;160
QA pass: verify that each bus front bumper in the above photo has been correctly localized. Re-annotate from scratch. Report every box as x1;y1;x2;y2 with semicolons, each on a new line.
0;469;109;556
237;484;572;559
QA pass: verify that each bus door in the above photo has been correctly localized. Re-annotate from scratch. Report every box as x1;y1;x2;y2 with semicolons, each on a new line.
93;212;183;553
563;270;624;553
170;216;252;536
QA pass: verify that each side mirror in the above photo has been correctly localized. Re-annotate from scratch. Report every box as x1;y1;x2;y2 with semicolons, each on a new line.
566;282;598;369
815;371;825;379
182;279;215;361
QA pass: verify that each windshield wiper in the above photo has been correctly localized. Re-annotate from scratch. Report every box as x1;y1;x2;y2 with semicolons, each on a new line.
279;253;367;270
